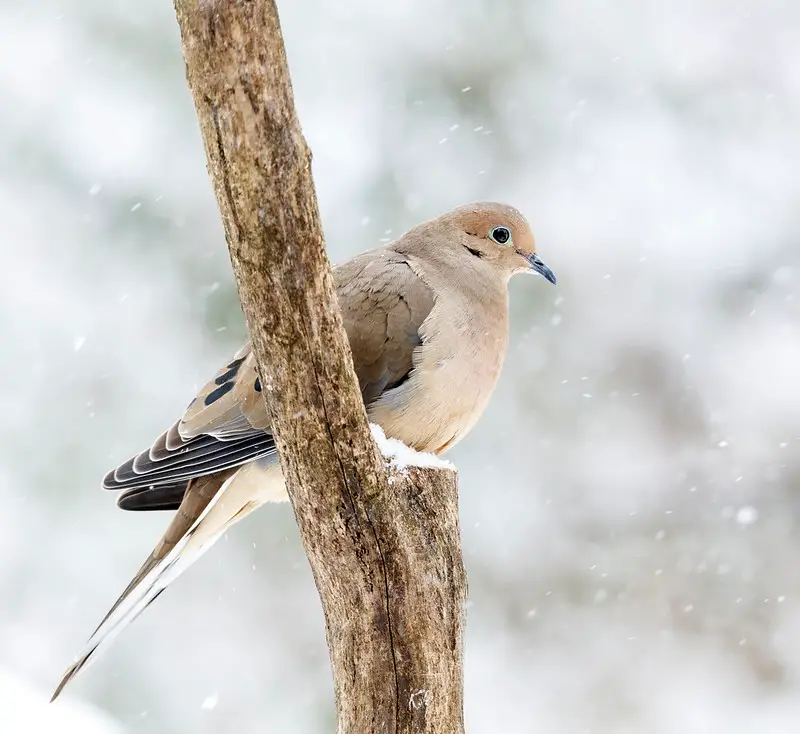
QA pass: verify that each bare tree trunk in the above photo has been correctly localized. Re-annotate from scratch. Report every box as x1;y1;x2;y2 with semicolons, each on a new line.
171;2;467;732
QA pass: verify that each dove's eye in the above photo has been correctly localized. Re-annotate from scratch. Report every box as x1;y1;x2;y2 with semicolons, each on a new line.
489;226;511;245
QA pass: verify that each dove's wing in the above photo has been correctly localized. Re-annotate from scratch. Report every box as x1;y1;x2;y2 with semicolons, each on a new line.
105;249;435;511
103;343;275;511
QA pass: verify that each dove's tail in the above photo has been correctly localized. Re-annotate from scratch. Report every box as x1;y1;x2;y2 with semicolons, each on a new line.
50;465;274;702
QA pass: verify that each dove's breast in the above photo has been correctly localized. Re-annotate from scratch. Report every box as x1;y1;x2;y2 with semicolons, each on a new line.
367;283;509;455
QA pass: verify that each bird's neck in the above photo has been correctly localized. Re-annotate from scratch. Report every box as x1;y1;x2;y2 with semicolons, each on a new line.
406;250;508;318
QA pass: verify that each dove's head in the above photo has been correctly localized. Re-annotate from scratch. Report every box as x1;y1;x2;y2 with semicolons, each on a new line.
406;202;556;285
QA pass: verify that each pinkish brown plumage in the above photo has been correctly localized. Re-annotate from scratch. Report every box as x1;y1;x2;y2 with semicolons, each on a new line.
52;202;555;701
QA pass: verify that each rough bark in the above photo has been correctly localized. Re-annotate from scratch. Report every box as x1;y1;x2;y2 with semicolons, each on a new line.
171;2;467;732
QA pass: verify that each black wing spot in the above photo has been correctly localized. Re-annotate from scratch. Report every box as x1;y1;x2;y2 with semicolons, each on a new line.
254;376;261;393
215;357;245;385
204;380;235;406
215;365;239;385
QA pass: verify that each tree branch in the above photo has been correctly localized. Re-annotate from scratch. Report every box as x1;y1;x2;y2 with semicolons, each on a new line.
172;2;466;731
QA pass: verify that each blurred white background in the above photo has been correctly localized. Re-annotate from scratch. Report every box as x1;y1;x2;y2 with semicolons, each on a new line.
2;1;799;732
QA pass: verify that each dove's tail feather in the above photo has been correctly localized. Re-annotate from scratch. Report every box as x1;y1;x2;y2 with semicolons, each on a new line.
50;467;264;702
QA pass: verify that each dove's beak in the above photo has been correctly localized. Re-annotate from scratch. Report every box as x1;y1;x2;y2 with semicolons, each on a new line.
520;251;557;284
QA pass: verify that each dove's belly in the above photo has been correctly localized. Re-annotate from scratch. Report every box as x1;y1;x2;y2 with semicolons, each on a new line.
367;300;509;455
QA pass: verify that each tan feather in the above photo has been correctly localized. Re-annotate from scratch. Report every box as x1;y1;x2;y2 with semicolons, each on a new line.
179;344;268;439
51;470;235;702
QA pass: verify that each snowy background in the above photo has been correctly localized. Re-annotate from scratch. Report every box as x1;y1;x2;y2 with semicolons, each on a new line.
2;1;800;732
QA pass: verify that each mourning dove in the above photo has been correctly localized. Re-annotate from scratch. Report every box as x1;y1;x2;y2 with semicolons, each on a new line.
52;201;556;700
